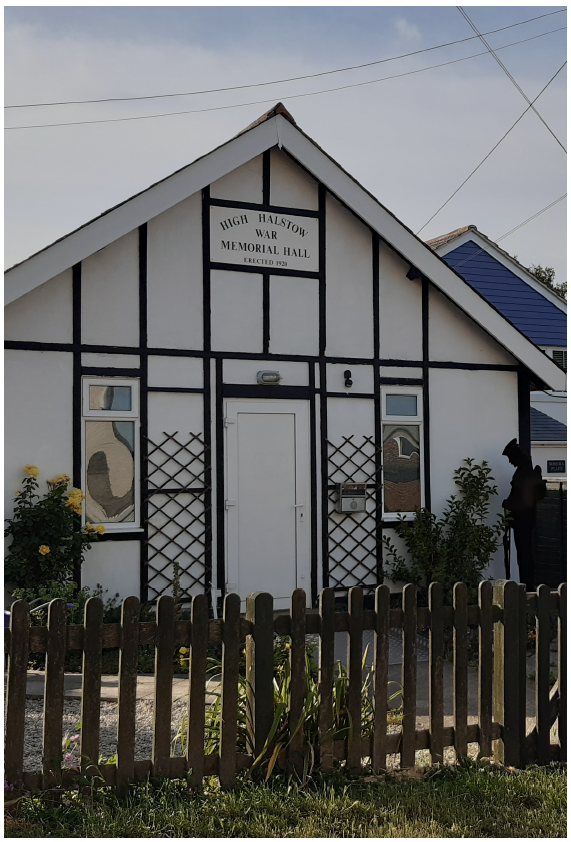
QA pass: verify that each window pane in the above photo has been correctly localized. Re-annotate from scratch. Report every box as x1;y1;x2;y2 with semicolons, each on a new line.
89;385;132;412
85;420;135;523
383;424;421;513
386;394;417;416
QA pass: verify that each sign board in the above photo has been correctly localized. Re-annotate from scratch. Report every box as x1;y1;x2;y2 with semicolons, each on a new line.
547;460;566;474
210;206;319;272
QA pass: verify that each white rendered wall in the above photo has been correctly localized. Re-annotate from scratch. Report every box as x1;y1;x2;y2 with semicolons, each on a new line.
82;230;139;347
148;392;204;440
147;193;203;350
211;270;263;353
429;286;516;365
148;356;203;389
326;195;374;359
270;148;319;210
82;353;140;368
429;368;518;580
4;350;73;520
269;275;319;356
379;242;422;361
81;541;140;601
532;444;567;478
5;269;73;344
326;364;374;394
210;154;263;204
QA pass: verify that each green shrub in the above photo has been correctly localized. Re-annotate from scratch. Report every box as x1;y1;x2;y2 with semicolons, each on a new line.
383;458;505;604
5;467;103;589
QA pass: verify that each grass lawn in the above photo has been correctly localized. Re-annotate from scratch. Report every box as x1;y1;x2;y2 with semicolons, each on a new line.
5;763;566;838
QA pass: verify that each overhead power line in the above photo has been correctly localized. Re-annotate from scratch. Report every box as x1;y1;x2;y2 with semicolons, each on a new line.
5;26;565;131
416;61;567;235
444;194;567;273
5;8;566;109
457;6;566;151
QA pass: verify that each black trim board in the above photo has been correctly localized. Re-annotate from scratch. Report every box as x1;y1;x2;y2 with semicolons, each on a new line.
209;197;319;218
517;366;532;457
209;261;320;280
215;357;225;600
422;278;431;512
309;363;318;602
72;263;82;591
202;186;214;598
138;224;149;603
82;367;141;377
372;232;383;585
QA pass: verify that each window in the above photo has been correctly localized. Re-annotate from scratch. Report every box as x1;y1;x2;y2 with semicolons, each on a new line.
82;379;140;529
381;387;423;518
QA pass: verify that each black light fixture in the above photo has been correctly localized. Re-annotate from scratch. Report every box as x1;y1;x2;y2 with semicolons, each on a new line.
344;369;353;388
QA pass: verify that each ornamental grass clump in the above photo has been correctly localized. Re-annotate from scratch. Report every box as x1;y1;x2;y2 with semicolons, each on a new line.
5;465;104;588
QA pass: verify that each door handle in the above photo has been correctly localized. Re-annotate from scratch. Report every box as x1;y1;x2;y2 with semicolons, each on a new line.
293;503;304;508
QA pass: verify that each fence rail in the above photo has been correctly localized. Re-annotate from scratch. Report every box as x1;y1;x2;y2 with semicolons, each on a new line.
4;580;566;794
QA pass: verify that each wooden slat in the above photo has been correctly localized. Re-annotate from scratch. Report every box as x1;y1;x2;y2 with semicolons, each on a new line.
219;593;241;789
318;588;335;770
557;582;566;761
245;592;274;759
42;599;67;788
116;596;140;798
80;597;103;776
478;580;493;758
428;582;443;765
347;587;363;770
493;580;522;767
288;589;306;775
535;585;551;765
453;582;468;758
518;584;527;762
401;584;417;768
372;585;390;773
152;595;175;777
5;601;30;789
187;593;208;789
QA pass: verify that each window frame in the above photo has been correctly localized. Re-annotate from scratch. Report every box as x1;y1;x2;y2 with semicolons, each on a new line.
381;386;424;521
81;377;141;531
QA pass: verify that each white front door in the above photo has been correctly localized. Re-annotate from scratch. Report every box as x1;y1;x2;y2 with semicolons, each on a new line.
225;400;311;610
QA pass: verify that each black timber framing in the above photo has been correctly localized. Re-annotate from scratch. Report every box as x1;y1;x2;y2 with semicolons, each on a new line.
517;366;532;458
202;186;214;601
318;182;329;590
72;263;82;590
139;223;149;603
372;232;383;585
422;278;432;512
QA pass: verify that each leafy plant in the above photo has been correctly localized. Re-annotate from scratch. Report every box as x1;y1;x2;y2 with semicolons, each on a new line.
5;467;104;589
383;459;505;604
173;647;401;782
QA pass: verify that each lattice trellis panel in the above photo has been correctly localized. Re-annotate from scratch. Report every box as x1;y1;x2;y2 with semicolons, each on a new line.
327;436;382;591
144;432;211;602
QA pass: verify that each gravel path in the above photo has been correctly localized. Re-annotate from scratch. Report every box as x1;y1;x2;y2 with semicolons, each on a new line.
21;698;488;774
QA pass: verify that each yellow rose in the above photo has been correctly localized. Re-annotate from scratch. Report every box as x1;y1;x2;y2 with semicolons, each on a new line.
68;488;85;501
179;647;189;655
39;545;50;555
84;524;96;533
14;490;20;496
66;499;82;514
95;525;105;535
49;474;70;485
24;465;39;478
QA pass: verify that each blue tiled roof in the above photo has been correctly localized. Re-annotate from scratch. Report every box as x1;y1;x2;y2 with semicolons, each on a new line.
531;407;567;442
441;241;567;347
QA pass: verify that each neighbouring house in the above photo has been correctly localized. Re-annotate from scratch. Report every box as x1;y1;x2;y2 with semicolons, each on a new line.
4;104;566;609
427;225;567;479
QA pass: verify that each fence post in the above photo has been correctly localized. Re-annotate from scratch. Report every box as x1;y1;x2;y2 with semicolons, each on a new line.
318;588;335;771
219;593;241;789
401;583;417;769
245;591;274;759
372;584;390;773
493;580;524;767
288;589;307;775
347;586;364;770
453;582;468;758
428;582;444;765
81;597;103;777
478;581;493;758
116;596;140;798
5;601;30;790
535;584;551;765
42;598;67;788
152;594;175;778
558;583;566;761
187;593;208;789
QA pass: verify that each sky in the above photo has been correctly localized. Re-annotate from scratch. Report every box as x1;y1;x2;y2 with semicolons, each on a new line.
4;5;567;281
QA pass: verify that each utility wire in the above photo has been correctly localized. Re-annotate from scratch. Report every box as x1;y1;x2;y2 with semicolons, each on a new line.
416;61;567;235
457;6;566;151
441;194;567;273
5;8;566;110
5;26;565;131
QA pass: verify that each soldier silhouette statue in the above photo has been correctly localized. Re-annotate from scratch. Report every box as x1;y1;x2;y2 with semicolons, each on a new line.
502;438;547;590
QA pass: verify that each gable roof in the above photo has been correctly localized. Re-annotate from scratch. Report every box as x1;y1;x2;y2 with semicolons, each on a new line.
5;103;565;391
433;238;567;348
531;407;567;443
427;224;567;310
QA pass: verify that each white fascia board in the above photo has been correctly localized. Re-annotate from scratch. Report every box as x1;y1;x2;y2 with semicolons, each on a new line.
276;118;566;391
434;229;567;313
5;118;279;305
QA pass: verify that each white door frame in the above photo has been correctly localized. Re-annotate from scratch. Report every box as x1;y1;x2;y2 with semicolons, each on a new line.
224;398;312;606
